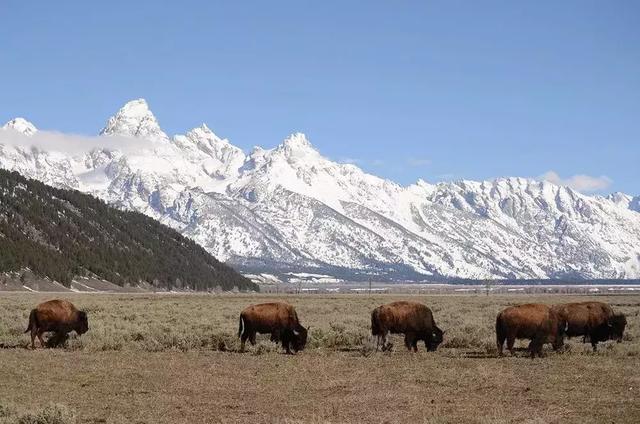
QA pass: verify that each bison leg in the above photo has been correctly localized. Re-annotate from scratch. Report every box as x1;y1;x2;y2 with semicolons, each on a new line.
376;332;385;351
30;327;38;349
527;340;536;358
506;333;516;356
47;332;68;348
496;330;506;357
249;331;257;346
284;343;293;354
528;336;544;358
404;333;413;351
240;333;249;352
36;330;46;349
282;330;293;354
376;331;388;351
404;333;418;353
270;329;282;344
382;331;393;351
588;331;599;352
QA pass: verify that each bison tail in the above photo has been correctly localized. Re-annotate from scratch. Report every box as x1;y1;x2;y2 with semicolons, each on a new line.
238;314;245;338
24;309;37;333
371;309;380;336
495;314;505;351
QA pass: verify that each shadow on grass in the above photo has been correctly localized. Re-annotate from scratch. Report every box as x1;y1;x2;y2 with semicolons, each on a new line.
0;342;26;349
0;332;69;350
461;347;531;359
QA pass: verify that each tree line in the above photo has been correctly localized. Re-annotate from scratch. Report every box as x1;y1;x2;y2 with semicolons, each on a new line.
0;169;257;291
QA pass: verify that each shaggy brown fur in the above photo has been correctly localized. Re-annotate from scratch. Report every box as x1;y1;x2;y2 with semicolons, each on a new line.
496;303;566;358
238;302;307;354
553;301;626;351
371;301;444;352
25;299;88;349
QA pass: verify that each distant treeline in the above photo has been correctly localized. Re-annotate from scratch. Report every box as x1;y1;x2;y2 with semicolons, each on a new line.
0;169;257;291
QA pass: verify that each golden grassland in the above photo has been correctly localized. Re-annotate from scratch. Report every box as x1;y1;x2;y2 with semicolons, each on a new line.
0;292;638;423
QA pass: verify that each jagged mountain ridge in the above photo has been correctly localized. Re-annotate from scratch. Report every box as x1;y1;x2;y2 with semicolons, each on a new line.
1;99;639;281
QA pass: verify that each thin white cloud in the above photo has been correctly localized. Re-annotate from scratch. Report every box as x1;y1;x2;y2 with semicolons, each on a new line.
338;157;361;165
0;128;161;156
407;158;431;167
336;157;386;167
540;170;612;193
436;173;456;180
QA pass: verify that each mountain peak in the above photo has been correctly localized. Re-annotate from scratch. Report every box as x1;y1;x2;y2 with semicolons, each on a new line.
186;123;223;142
120;98;150;115
607;192;632;203
275;133;320;161
100;98;168;141
176;123;246;174
282;132;312;148
414;178;433;188
2;117;38;136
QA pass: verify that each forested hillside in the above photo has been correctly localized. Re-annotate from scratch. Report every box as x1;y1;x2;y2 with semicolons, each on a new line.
0;170;257;291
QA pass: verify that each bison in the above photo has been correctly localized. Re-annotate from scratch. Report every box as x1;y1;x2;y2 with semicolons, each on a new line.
25;299;89;349
371;301;444;352
553;301;627;351
238;302;308;354
496;303;566;358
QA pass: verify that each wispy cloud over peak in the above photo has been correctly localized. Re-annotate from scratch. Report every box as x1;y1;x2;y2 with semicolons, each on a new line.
539;171;612;193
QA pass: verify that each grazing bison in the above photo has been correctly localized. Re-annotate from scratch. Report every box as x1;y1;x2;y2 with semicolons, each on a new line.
238;302;308;354
371;301;444;352
553;301;627;351
25;299;88;349
496;303;566;358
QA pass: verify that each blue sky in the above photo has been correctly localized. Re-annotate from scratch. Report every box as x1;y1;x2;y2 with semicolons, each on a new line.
1;0;638;194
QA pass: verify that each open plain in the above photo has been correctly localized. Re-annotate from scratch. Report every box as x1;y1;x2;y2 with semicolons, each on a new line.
0;293;638;423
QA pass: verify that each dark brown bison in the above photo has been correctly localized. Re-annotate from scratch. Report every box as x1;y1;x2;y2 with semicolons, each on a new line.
25;299;89;349
238;302;308;354
371;301;444;352
496;303;566;358
553;301;627;351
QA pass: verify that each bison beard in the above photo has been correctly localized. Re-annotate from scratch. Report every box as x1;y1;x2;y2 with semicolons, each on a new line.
371;301;444;353
238;302;308;354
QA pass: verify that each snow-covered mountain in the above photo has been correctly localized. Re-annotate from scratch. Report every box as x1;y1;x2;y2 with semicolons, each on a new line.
1;99;639;281
2;117;38;136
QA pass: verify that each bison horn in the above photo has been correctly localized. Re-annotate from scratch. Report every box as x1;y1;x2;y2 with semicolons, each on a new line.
293;329;299;336
564;322;569;332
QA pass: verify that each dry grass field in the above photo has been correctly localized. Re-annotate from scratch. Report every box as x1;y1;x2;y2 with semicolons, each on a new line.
0;292;638;423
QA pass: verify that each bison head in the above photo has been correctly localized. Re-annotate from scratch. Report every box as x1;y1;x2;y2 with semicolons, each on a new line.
76;311;89;335
291;324;308;352
608;314;627;342
426;326;444;352
550;318;568;351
